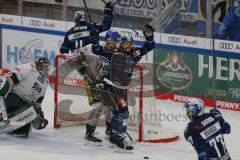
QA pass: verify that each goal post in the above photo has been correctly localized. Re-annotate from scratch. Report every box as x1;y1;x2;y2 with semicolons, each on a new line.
53;54;179;143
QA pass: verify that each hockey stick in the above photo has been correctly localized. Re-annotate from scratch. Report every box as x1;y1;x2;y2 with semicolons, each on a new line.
82;0;93;23
101;0;140;36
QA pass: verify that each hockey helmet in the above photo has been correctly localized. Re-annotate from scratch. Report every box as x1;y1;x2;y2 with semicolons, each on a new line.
119;33;133;53
184;98;205;121
74;11;86;25
36;56;50;78
104;30;120;52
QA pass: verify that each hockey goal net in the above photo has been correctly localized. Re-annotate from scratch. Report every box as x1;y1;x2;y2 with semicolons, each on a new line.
53;54;179;143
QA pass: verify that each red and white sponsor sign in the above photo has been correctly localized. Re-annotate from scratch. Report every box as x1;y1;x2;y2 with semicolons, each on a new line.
156;93;240;112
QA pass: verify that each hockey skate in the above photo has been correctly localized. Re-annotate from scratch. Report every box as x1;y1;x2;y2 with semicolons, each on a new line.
84;132;102;147
109;132;133;154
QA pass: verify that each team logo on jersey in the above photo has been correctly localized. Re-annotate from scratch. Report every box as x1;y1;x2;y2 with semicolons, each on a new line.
156;51;192;90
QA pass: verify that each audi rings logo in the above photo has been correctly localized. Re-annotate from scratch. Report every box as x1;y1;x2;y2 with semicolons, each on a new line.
168;37;181;44
29;20;41;26
219;42;233;49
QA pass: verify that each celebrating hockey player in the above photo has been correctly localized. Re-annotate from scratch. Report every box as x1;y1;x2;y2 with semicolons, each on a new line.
59;2;114;54
90;24;155;152
58;1;114;144
84;30;121;145
184;98;231;160
218;0;240;41
0;57;49;137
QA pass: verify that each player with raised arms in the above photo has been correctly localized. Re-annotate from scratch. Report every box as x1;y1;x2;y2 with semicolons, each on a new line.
90;24;155;152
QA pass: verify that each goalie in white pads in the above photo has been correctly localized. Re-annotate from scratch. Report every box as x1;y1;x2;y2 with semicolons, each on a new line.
0;57;49;137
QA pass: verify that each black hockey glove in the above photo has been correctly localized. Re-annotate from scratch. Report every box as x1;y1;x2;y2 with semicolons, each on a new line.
32;110;48;130
77;62;88;75
143;24;154;42
90;29;99;45
104;2;114;15
210;108;222;116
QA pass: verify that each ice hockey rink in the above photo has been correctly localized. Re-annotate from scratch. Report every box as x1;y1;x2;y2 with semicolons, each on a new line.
0;87;239;160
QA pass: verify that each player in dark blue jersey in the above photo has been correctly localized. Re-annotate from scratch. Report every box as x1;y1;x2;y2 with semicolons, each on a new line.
59;2;114;54
84;30;121;145
184;98;231;160
218;0;240;41
90;25;155;152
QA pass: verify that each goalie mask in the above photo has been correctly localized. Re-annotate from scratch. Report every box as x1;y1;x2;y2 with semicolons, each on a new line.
74;11;86;26
184;98;205;121
104;30;120;53
36;56;50;78
119;33;133;53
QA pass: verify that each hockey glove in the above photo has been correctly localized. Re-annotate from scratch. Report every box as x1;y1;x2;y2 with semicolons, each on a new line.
32;110;48;130
104;2;114;15
94;80;106;91
143;24;154;42
77;62;88;75
90;29;99;45
210;108;222;116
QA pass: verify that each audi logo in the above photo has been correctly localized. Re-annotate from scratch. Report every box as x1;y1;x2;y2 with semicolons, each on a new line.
30;20;41;26
219;42;233;49
168;37;181;43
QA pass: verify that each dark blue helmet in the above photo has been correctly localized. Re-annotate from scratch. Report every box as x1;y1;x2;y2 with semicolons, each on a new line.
105;30;120;41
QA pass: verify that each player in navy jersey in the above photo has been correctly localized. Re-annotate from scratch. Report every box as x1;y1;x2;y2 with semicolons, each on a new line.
90;24;155;152
60;2;114;54
184;98;231;160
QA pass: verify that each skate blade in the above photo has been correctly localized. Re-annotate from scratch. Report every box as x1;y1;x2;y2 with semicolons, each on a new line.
104;134;110;139
111;144;133;154
84;140;102;147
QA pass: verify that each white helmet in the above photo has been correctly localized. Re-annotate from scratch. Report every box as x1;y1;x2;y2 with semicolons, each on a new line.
119;33;133;53
74;11;86;25
184;98;205;120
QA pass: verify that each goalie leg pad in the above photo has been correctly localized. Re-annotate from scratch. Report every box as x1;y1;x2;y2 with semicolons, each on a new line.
9;123;32;137
0;106;37;134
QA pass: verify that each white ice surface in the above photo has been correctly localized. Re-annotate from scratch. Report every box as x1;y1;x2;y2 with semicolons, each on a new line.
0;87;239;160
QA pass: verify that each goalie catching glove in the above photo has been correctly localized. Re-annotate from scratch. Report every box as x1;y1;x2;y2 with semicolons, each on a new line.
143;24;154;42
